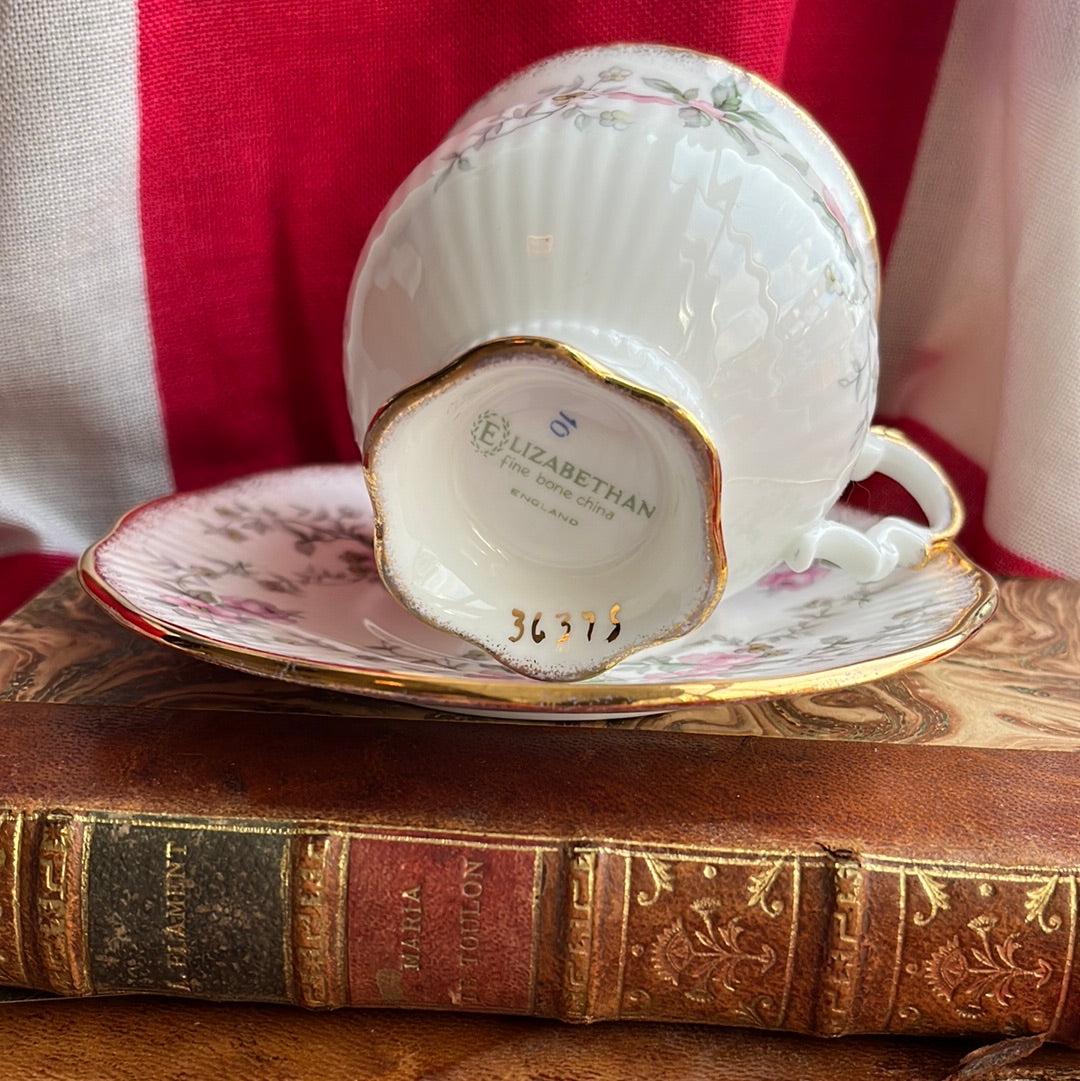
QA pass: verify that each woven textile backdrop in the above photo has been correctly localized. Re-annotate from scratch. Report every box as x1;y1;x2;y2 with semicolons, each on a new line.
0;0;1073;618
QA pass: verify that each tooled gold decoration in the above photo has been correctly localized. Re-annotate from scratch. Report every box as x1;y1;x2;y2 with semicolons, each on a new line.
636;854;675;907
1025;876;1065;934
649;901;777;1005
747;859;786;918
625;852;799;1025
923;915;1054;1020
911;869;950;926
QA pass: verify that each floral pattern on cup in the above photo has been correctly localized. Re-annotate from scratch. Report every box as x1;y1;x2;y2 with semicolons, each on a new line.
439;60;858;273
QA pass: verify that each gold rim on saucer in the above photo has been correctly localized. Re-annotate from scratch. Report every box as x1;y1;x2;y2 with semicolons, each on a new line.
77;464;997;718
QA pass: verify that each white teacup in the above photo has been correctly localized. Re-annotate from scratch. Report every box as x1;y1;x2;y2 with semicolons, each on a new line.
345;44;962;681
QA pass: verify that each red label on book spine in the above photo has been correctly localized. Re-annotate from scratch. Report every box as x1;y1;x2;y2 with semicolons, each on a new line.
346;835;544;1012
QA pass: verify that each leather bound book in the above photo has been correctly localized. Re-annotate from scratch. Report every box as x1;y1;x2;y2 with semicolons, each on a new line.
4;573;1080;1081
0;697;1079;1051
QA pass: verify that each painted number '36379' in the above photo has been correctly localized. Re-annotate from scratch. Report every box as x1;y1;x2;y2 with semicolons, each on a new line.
508;605;621;645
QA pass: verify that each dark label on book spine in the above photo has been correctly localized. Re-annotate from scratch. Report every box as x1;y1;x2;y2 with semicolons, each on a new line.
346;835;548;1012
86;816;290;1001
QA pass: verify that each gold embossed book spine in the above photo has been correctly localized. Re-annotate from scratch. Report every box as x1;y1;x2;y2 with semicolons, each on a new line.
0;701;1079;1045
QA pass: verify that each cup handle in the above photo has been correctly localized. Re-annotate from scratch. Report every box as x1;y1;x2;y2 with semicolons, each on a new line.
785;426;964;581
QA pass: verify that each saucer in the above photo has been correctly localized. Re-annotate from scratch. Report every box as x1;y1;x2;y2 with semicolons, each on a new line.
78;464;997;718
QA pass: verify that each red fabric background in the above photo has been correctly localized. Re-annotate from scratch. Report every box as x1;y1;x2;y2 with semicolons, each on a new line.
137;0;956;492
0;554;78;622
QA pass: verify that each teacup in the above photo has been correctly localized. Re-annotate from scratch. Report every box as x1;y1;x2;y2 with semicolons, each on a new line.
345;44;962;681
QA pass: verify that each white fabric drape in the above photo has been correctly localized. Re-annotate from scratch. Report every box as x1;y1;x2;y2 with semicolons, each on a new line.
0;0;173;560
881;0;1080;574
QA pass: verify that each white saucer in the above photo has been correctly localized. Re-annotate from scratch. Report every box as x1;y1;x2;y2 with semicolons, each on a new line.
79;464;997;718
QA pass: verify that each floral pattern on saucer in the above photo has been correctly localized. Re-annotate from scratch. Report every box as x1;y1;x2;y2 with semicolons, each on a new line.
79;464;997;716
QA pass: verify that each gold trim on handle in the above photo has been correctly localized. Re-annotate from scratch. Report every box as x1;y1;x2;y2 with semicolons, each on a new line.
868;425;965;546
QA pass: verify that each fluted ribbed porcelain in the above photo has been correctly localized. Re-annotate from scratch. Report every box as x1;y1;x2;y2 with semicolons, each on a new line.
345;44;962;681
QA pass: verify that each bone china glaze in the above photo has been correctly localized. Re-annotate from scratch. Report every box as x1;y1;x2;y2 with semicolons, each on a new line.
345;45;958;680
